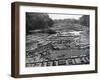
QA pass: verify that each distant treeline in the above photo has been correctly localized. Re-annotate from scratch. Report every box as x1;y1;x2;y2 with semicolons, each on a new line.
54;15;89;27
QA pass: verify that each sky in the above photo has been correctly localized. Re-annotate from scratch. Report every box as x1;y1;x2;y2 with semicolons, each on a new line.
48;13;83;20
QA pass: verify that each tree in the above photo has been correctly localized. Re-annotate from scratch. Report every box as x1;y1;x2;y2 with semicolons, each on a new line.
79;15;89;27
26;13;54;34
47;18;54;27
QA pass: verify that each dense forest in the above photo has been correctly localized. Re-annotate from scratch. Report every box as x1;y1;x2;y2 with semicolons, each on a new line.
26;13;54;34
26;13;89;34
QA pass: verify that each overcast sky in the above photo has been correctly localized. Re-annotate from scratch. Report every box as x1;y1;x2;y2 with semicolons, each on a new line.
48;13;83;20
